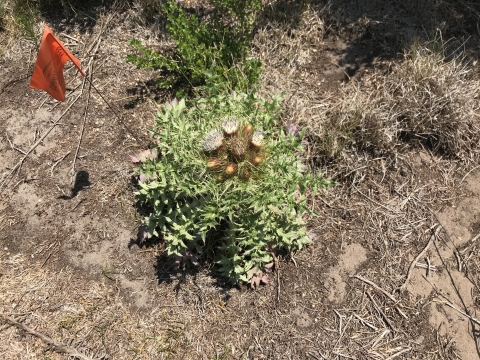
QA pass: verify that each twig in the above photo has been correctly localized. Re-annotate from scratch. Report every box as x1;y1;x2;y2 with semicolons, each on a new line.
333;315;353;349
444;302;480;326
352;184;398;213
352;275;397;303
60;33;84;44
41;242;60;268
0;313;94;360
470;233;480;243
385;347;412;360
271;252;280;302
425;257;432;277
371;329;390;349
85;77;143;143
69;199;83;212
459;165;480;184
366;292;396;333
353;313;378;331
423;275;480;326
70;33;101;176
394;226;441;294
334;309;343;334
50;152;71;176
0;94;82;194
308;352;327;360
454;250;462;272
5;133;27;155
415;262;437;271
71;70;93;176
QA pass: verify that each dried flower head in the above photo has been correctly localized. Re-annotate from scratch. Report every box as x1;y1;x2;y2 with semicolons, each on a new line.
221;117;239;135
202;130;224;152
251;131;264;148
230;137;248;158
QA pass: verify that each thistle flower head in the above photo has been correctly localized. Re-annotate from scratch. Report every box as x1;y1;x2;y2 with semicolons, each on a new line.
221;117;239;135
230;137;248;158
240;168;251;179
225;163;238;175
203;130;224;152
251;155;263;166
207;158;224;170
251;131;264;148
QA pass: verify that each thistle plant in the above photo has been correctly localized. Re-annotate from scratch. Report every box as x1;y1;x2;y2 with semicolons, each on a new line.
203;118;266;181
135;93;333;283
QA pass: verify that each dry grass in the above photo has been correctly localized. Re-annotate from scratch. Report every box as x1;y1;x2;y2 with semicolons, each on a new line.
305;43;480;161
0;254;191;359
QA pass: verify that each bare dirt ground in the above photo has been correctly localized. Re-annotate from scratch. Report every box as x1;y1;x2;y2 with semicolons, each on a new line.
1;1;480;359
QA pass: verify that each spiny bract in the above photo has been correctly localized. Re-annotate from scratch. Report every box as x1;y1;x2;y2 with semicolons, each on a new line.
203;129;224;152
222;117;239;135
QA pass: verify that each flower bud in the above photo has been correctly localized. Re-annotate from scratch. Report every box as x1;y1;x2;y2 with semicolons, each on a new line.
251;156;262;166
242;124;254;139
240;169;251;179
225;163;238;175
207;158;223;170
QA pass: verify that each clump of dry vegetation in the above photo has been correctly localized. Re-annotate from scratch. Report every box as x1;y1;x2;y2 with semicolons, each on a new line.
307;43;480;160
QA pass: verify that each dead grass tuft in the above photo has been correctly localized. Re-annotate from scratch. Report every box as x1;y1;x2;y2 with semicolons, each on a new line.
306;42;480;161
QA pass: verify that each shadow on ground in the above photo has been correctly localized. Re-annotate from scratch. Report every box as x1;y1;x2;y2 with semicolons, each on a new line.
263;0;480;79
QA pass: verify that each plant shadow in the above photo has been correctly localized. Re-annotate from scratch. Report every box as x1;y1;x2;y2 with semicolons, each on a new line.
123;79;168;110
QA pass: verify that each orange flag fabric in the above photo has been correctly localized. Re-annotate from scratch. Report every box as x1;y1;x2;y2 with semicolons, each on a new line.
30;25;85;101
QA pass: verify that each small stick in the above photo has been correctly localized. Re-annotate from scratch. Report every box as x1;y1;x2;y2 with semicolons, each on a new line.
367;292;396;333
395;306;408;319
394;226;441;294
454;250;462;272
334;309;343;334
271;252;280;302
444;302;480;326
69;199;83;212
371;329;390;349
353;275;397;303
50;152;71;176
470;233;480;243
0;313;94;360
459;165;480;184
308;352;327;360
352;184;398;213
333;314;353;349
423;275;480;326
60;33;84;44
71;73;92;175
415;262;437;271
353;313;378;331
426;257;431;277
385;347;412;360
6;133;27;155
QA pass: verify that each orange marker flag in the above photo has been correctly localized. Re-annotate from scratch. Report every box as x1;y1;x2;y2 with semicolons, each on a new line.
30;24;85;101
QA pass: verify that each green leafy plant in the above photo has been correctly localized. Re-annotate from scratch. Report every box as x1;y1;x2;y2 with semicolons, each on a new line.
127;0;262;95
134;93;333;284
